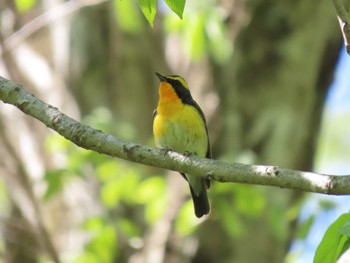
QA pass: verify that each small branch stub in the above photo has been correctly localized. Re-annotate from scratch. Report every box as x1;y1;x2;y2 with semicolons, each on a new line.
333;0;350;54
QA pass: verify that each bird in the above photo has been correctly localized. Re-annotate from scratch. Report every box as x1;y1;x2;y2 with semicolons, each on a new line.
153;72;211;218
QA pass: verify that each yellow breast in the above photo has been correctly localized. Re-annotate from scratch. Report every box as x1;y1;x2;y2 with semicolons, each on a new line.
153;104;207;157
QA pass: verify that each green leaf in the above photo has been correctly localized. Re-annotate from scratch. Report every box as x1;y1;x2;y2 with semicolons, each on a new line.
314;213;350;263
117;219;140;237
82;217;105;231
268;205;288;241
100;179;122;208
297;214;316;240
86;225;117;263
164;0;186;19
339;221;350;237
43;170;66;201
100;168;140;207
175;200;199;235
318;199;337;211
73;253;99;263
15;0;36;13
234;186;265;217
114;0;142;33
145;196;167;224
185;14;206;61
217;200;244;238
206;11;233;63
45;133;71;153
132;176;167;223
134;176;165;203
78;219;117;262
96;161;119;181
137;0;156;27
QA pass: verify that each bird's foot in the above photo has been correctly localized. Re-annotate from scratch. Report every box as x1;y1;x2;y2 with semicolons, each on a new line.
183;151;194;157
161;147;172;155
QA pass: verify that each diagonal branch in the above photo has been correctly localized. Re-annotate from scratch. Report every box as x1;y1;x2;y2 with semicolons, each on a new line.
1;76;350;195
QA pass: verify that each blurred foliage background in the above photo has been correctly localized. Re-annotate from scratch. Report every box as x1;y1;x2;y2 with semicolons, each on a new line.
0;0;346;262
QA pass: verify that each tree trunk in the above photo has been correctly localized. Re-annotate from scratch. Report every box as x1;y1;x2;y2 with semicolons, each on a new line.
198;0;342;262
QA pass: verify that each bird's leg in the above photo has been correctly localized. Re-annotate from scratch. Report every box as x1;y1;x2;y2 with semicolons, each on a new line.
183;151;195;157
161;147;172;155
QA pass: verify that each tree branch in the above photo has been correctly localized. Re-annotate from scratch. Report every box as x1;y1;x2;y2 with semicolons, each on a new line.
333;0;350;54
1;76;350;195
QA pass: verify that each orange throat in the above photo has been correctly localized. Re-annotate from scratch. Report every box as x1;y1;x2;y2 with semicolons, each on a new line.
157;82;182;116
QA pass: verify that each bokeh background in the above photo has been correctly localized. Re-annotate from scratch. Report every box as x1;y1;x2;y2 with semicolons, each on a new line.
0;0;349;262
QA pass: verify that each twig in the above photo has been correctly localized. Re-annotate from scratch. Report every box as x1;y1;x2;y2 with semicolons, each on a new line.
333;0;350;54
1;76;350;195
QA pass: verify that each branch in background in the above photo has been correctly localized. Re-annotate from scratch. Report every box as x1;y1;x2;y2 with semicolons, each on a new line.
0;0;107;56
1;76;350;195
333;0;350;54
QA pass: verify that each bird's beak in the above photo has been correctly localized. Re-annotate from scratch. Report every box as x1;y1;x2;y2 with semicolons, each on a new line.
155;72;167;82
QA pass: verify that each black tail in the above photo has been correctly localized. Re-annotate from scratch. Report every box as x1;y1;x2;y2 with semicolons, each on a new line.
189;183;210;218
